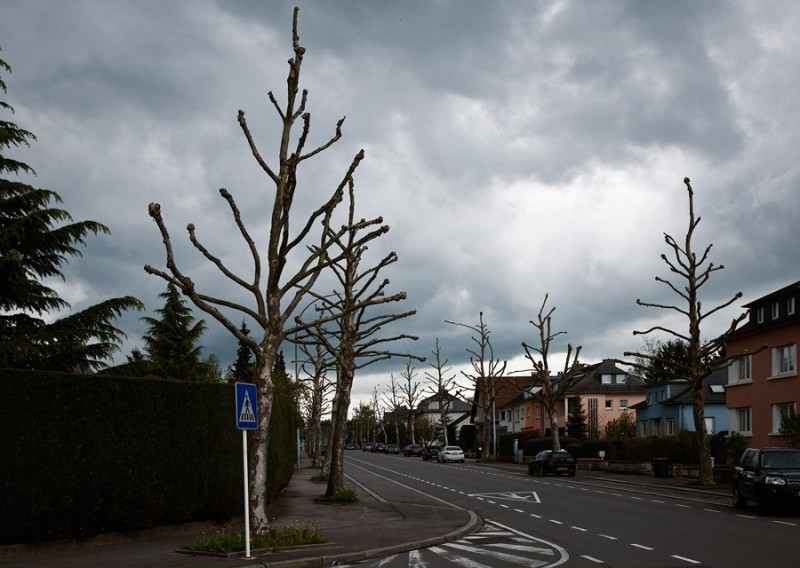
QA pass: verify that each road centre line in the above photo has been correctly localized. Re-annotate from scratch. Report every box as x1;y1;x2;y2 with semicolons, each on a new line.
631;543;654;551
672;554;702;564
346;460;464;510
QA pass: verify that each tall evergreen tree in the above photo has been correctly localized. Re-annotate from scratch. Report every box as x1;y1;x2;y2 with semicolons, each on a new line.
0;52;142;371
227;320;254;383
566;397;589;441
141;283;207;380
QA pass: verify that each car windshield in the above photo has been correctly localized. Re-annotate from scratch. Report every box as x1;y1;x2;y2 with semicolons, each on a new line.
763;451;800;469
445;446;461;451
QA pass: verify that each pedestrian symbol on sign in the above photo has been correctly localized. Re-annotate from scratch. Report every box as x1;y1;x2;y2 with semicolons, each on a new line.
240;392;255;423
235;382;258;430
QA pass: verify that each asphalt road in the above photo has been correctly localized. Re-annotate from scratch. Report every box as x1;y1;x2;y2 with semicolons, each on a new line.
345;451;799;567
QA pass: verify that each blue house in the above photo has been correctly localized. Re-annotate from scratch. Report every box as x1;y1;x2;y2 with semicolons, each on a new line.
632;368;728;436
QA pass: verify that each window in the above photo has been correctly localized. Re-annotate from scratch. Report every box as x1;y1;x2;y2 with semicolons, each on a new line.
734;355;753;382
617;375;626;384
773;344;797;376
500;410;506;421
666;418;676;435
619;399;628;409
736;408;752;434
772;301;780;319
605;399;613;410
757;306;765;323
601;374;612;384
772;403;797;434
789;297;796;316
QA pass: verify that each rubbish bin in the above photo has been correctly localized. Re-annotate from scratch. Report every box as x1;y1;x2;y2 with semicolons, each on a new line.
652;457;673;478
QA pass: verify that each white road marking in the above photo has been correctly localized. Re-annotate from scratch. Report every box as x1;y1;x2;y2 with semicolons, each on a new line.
672;554;702;564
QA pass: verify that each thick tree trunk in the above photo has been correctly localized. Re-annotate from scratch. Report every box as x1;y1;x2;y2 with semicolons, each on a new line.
326;370;353;497
692;381;715;486
310;387;323;468
440;407;449;445
549;407;561;451
250;342;278;535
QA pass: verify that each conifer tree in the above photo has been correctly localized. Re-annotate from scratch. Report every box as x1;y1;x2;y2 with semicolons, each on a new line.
0;52;142;371
566;397;589;441
227;321;255;383
141;283;207;380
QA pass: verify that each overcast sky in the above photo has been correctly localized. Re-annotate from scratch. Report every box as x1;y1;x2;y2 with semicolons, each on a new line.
2;1;798;412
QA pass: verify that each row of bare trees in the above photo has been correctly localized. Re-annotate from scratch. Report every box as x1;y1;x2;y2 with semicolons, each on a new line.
364;178;757;488
145;8;419;532
145;14;759;546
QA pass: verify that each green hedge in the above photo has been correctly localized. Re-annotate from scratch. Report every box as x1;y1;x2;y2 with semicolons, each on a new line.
498;430;725;464
265;367;300;503
0;371;244;544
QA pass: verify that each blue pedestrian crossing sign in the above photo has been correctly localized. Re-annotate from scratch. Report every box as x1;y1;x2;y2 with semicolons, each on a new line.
235;382;258;430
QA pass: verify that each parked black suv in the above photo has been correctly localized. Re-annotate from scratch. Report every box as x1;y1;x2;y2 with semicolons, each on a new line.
733;448;800;512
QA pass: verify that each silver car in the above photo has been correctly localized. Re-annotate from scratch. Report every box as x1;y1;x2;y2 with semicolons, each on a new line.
437;445;465;463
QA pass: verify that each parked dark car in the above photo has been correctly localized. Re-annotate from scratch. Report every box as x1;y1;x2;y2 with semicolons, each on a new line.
386;444;399;454
422;445;441;461
404;444;423;457
528;449;577;477
372;442;386;453
733;447;800;512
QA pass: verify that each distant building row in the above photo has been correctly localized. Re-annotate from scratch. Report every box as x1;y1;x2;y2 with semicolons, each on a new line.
409;279;799;450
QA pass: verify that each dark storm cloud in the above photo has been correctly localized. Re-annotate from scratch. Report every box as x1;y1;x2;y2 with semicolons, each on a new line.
2;0;798;408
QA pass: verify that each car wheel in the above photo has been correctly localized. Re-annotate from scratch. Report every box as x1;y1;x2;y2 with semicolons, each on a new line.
569;471;576;477
732;484;747;509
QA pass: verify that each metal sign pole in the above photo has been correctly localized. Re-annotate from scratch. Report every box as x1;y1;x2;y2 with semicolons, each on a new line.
242;429;251;559
235;382;258;560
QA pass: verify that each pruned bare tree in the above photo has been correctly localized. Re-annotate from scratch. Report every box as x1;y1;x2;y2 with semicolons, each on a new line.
521;294;582;451
446;312;507;458
295;181;421;497
294;328;334;468
144;8;361;533
382;373;404;447
624;177;748;486
351;402;375;448
423;338;464;446
370;385;388;445
399;359;423;444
